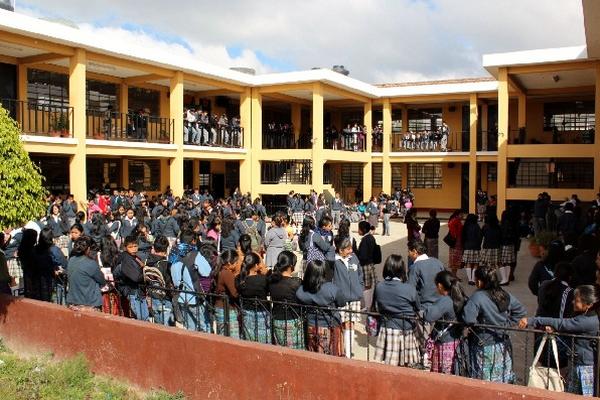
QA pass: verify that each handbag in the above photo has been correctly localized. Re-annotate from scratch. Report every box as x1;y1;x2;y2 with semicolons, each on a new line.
443;232;456;247
306;232;325;262
527;334;564;392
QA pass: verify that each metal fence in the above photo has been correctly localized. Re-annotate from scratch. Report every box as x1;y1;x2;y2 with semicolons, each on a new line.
48;281;599;396
1;98;74;137
390;131;460;152
261;160;312;185
86;109;174;144
184;122;243;148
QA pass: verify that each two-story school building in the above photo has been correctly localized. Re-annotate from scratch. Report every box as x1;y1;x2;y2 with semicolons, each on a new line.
0;1;599;217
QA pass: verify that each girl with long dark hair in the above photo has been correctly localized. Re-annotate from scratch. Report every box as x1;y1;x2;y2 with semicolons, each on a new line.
213;249;240;338
236;252;270;343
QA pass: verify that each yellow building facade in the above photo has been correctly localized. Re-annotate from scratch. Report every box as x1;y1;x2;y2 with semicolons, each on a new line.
0;6;599;218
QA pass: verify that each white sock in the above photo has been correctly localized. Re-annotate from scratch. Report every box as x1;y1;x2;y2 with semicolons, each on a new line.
465;267;472;282
500;266;509;284
344;329;352;358
363;288;374;311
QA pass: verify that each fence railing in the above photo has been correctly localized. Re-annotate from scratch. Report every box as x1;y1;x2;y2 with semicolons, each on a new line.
185;122;243;148
390;131;460;152
508;127;595;145
324;130;367;151
48;281;600;396
86;109;174;144
477;130;498;151
2;98;73;137
261;160;312;185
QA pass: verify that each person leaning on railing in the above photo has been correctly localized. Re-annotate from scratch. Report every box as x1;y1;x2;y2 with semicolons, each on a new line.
213;249;241;339
519;285;599;397
236;252;270;344
66;235;106;311
462;265;526;384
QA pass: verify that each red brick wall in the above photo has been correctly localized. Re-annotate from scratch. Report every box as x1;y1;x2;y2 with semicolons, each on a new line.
0;295;580;400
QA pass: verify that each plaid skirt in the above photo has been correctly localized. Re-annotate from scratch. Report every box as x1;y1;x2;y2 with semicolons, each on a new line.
241;309;271;344
339;301;361;324
479;248;500;267
568;364;594;396
273;318;305;350
292;211;304;225
374;327;421;366
471;341;514;383
448;245;463;269
429;340;459;374
7;258;22;279
462;249;480;265
500;245;516;265
306;324;343;356
362;263;377;289
215;307;240;339
53;235;69;250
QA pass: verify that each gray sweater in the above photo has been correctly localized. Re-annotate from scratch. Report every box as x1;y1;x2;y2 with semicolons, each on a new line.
296;282;345;327
408;257;445;310
66;255;106;307
264;227;287;268
423;295;460;343
374;279;420;330
332;254;364;303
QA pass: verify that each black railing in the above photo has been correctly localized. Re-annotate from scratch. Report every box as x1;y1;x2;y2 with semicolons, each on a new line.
509;127;595;145
261;160;312;185
262;124;295;149
1;98;73;137
87;109;174;144
47;282;600;396
324;129;367;151
185;122;243;148
390;131;460;152
477;130;499;151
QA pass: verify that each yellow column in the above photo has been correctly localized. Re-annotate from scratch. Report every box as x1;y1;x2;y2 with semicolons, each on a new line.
364;101;372;153
250;88;262;197
517;93;527;129
382;99;392;194
160;158;169;193
595;65;600;192
468;94;478;214
160;89;170;119
481;102;489;151
17;64;28;131
239;87;252;194
497;68;509;218
401;104;408;133
291;103;302;143
363;161;372;203
192;159;200;189
68;48;87;203
169;71;184;196
119;83;128;115
121;158;129;189
312;82;324;194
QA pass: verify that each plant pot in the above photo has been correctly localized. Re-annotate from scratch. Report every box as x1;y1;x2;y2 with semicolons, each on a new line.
60;130;70;138
528;241;541;258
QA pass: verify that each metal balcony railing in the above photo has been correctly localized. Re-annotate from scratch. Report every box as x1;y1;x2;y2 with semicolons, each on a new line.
2;98;73;137
87;109;174;144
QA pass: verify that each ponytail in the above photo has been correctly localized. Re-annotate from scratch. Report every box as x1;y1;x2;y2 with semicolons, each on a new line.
237;252;260;290
435;270;467;315
474;265;509;312
269;251;297;284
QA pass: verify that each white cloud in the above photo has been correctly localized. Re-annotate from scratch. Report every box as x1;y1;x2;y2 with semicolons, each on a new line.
17;0;586;83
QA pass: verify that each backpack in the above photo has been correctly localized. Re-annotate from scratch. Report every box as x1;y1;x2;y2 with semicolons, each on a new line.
306;232;326;262
373;243;382;265
176;251;204;294
144;259;168;300
242;221;261;252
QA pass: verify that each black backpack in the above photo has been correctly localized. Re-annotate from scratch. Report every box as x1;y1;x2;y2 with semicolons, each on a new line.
373;243;382;265
176;251;204;294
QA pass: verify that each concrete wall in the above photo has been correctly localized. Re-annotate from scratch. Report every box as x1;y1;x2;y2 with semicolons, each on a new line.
0;295;579;400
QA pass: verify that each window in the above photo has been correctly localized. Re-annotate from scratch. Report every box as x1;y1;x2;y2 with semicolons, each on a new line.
372;163;382;187
87;158;120;190
487;164;497;182
129;159;160;191
407;163;442;188
199;161;211;188
128;87;160;115
391;163;403;189
28;69;68;106
86;80;118;112
261;160;312;184
340;163;363;186
509;158;593;189
408;108;442;132
544;101;595;131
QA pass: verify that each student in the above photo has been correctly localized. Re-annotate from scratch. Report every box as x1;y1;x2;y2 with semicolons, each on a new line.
28;227;67;302
220;217;240;252
519;285;599;396
462;265;526;383
66;236;106;310
213;249;241;338
528;239;565;296
499;209;518;285
373;255;421;366
145;236;173;326
332;235;364;358
120;208;138;239
236;252;270;344
356;220;377;310
422;209;440;259
98;235;123;315
423;271;466;374
118;234;148;321
268;251;303;349
264;212;287;268
296;260;346;356
479;214;502;270
462;213;482;285
446;210;464;276
135;223;154;262
299;216;331;274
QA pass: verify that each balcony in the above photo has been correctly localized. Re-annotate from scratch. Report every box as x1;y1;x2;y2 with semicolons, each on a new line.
86;109;173;144
390;130;461;152
2;98;73;137
184;121;243;148
509;127;595;145
476;130;498;151
261;160;312;184
262;124;310;149
508;158;594;189
324;127;366;151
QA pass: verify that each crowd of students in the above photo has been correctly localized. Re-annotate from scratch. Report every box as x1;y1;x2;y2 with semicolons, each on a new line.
183;108;242;147
2;187;600;396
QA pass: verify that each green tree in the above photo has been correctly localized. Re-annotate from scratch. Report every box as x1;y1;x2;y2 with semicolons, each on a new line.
0;105;47;230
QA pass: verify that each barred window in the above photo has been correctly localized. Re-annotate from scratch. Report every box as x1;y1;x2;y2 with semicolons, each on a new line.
408;108;442;132
510;158;593;189
340;163;363;187
391;163;403;189
372;163;382;187
407;163;442;188
128;86;160;115
487;164;497;182
28;69;68;106
544;101;595;131
87;79;118;112
129;159;160;191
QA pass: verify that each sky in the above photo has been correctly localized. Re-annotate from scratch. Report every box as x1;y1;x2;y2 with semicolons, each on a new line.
17;0;586;83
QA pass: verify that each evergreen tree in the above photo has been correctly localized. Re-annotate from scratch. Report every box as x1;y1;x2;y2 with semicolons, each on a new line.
0;105;47;230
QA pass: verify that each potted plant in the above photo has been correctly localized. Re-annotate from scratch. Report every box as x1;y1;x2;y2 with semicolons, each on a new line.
50;113;69;137
528;230;558;258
